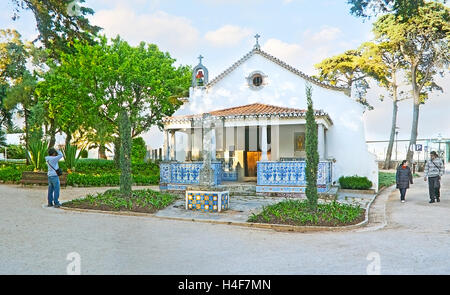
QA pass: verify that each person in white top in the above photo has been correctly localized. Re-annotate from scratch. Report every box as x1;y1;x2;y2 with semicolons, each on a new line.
45;148;63;207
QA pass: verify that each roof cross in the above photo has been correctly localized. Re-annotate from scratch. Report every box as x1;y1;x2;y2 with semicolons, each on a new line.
254;34;261;49
198;54;204;64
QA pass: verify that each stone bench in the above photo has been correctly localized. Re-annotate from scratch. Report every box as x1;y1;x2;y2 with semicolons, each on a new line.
21;171;67;186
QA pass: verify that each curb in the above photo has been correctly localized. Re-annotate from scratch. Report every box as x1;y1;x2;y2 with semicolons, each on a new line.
59;201;371;233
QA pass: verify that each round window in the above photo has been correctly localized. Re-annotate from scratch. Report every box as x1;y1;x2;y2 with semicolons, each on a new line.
247;71;266;90
252;74;263;87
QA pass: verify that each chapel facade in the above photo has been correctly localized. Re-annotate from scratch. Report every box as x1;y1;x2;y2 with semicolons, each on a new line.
159;36;378;193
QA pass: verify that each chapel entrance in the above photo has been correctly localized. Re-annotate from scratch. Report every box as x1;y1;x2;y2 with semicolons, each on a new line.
244;151;261;178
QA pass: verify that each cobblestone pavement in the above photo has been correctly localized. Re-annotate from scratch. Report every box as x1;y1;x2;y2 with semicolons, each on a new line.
0;174;449;275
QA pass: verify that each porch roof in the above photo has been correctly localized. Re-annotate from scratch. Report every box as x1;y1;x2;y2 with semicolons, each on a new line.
163;103;332;125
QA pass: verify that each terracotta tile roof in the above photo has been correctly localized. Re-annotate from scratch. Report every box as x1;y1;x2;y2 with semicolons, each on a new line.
163;103;332;124
205;47;350;95
209;103;305;116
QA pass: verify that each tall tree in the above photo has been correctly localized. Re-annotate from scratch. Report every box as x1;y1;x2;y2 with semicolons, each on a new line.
305;84;319;211
360;41;408;169
373;2;449;163
0;29;28;130
39;36;191;197
10;0;101;59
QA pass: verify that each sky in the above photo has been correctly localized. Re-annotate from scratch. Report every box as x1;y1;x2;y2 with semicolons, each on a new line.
1;0;449;149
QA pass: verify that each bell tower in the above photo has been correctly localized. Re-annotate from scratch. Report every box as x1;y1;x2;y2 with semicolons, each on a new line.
192;55;209;87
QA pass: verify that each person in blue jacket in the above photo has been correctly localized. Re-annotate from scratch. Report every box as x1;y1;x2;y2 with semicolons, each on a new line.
45;147;63;207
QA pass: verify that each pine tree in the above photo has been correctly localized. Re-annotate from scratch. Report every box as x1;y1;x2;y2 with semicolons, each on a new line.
305;84;319;211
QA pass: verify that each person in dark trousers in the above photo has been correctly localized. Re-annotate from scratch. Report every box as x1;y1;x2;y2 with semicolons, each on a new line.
396;160;413;203
45;147;63;208
424;151;445;203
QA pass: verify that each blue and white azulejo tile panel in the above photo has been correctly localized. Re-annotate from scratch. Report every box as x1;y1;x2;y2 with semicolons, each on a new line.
185;190;229;212
256;161;332;193
160;161;223;188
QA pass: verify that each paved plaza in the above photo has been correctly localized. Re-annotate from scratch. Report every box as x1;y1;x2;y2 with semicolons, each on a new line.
0;172;449;274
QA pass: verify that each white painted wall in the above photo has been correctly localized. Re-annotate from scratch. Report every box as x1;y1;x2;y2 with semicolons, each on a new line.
168;52;379;190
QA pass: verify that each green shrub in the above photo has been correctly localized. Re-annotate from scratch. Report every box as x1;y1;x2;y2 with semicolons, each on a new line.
62;144;83;171
131;137;147;163
0;144;27;159
339;175;373;190
66;172;159;186
67;173;120;186
74;159;117;173
27;140;48;172
0;164;33;182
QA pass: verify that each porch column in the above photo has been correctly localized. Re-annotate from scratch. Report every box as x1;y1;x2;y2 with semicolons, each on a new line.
261;124;268;161
318;124;325;160
211;126;216;161
164;130;170;160
186;128;192;161
170;130;176;160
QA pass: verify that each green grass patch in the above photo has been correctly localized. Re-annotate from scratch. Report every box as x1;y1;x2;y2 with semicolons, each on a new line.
378;172;420;190
378;172;396;189
248;199;365;227
63;189;178;214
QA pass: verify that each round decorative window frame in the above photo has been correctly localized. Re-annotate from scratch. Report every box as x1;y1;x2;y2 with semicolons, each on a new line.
246;71;267;90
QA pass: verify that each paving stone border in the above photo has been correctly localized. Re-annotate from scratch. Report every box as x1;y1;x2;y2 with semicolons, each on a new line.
59;189;380;233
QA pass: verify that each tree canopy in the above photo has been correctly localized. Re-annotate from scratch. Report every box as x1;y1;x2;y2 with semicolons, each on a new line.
10;0;101;58
348;0;447;19
314;48;384;108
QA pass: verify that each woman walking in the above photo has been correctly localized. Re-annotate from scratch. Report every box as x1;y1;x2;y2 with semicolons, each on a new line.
45;147;63;208
396;160;413;203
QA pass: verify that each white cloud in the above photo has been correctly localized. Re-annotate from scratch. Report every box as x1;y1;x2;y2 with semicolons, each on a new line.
304;25;342;43
262;38;320;73
91;7;200;54
205;25;252;47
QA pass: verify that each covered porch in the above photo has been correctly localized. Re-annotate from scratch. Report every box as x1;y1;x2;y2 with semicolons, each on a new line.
159;103;334;193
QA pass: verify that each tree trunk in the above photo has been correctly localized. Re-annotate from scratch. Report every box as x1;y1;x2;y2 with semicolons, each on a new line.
119;110;132;197
48;119;56;149
24;109;29;165
406;65;420;164
98;144;107;159
113;137;121;168
383;86;398;170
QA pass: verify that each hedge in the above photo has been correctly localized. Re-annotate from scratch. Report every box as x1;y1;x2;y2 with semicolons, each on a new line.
338;175;373;190
66;173;159;187
0;159;160;186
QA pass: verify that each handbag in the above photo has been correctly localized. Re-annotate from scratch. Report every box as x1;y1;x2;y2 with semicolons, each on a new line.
47;161;63;176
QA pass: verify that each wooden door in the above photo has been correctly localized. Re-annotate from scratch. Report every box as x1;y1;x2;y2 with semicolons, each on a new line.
245;151;261;177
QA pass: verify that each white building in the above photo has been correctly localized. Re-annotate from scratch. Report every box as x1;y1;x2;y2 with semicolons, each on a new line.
160;37;378;192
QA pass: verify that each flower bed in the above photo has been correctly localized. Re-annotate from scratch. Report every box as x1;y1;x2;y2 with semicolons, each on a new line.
248;199;365;227
63;189;178;214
